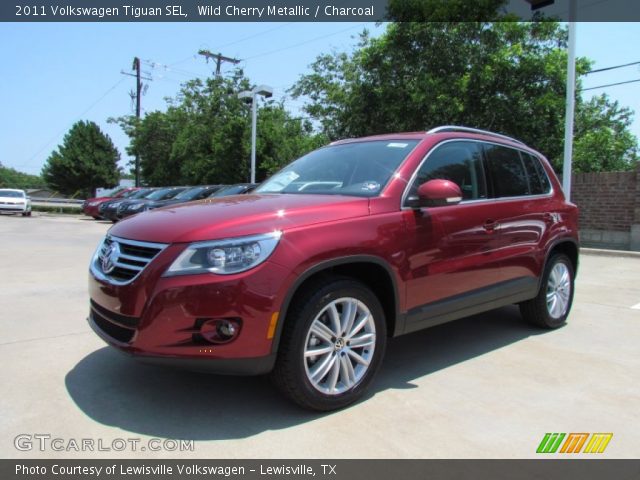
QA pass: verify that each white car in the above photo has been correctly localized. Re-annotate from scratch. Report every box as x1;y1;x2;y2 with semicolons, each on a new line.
0;189;32;216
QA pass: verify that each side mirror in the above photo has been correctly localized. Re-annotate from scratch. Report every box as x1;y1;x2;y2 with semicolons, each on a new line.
408;179;463;208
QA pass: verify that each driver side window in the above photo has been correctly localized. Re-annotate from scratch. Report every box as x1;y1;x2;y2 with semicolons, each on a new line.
407;141;487;203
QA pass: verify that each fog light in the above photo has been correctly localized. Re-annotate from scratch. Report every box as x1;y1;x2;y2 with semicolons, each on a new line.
199;319;241;344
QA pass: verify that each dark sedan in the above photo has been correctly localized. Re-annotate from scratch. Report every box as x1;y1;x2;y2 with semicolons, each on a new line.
117;186;188;220
99;188;156;222
208;183;257;197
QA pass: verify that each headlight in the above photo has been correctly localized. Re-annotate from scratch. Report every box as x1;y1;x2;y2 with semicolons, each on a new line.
164;231;282;276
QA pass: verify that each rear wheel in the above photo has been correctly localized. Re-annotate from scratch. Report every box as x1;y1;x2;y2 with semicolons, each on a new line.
520;253;574;329
271;277;386;411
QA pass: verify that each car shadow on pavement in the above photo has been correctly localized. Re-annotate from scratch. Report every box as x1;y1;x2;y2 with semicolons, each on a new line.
65;305;549;440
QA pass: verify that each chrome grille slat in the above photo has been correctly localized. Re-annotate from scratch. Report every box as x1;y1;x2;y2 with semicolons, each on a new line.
91;235;168;285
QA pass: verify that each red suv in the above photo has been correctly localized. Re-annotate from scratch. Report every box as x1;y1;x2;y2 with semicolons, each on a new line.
88;126;579;410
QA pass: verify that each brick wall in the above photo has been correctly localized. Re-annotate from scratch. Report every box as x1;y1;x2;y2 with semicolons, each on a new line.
569;166;640;251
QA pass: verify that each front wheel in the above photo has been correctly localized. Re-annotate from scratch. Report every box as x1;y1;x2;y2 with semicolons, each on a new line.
271;277;386;411
520;253;575;329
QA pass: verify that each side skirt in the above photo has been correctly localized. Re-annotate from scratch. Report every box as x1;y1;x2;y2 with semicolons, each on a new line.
402;277;539;335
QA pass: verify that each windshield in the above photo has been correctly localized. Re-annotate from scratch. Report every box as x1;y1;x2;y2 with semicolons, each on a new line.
130;188;154;199
174;186;209;200
212;185;249;197
256;140;419;197
119;189;138;198
147;187;185;201
0;190;24;198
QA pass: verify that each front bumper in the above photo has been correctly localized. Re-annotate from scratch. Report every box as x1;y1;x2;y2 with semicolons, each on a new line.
88;255;293;375
0;203;28;212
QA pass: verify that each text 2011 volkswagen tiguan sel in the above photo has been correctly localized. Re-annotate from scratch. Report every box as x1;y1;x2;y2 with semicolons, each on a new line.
88;126;579;410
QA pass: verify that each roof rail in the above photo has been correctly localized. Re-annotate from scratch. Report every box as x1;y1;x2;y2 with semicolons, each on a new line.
427;125;525;145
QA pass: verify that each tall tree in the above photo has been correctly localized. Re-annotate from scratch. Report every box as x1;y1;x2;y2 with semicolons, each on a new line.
292;20;638;173
41;121;120;196
114;70;326;185
573;95;638;172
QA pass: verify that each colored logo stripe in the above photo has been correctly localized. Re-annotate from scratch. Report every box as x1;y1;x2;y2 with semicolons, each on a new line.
583;433;613;453
560;433;589;453
537;433;565;453
536;433;613;454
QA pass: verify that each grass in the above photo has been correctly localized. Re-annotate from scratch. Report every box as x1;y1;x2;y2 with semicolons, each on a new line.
32;205;82;215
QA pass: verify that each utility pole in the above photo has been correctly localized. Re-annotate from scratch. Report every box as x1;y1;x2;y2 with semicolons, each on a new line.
198;50;240;76
133;57;141;187
121;57;152;187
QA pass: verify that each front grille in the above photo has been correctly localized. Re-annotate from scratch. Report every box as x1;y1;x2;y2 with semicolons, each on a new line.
93;235;167;285
90;306;136;343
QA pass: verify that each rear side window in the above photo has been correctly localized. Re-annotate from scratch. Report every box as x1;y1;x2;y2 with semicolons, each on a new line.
521;153;552;195
407;141;487;202
484;144;529;197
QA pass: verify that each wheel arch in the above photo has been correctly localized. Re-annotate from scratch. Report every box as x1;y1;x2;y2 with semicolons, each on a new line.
271;255;402;355
538;238;579;293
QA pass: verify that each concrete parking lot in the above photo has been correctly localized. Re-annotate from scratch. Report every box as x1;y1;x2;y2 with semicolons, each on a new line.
0;213;638;459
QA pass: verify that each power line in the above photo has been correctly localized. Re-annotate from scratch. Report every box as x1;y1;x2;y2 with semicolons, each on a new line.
580;78;640;92
16;77;127;171
214;22;294;50
243;23;368;61
586;61;640;74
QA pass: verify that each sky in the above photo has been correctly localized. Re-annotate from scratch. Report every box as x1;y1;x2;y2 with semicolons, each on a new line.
1;20;639;176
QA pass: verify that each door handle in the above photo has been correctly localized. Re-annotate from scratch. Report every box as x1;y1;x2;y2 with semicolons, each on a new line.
483;219;498;232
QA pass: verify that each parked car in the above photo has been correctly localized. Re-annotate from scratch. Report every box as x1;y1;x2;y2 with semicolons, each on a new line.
122;185;224;217
209;183;257;197
99;188;156;222
82;187;139;220
116;186;189;220
88;126;579;411
0;189;31;216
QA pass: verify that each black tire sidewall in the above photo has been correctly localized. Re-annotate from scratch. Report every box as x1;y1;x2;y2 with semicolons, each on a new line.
287;280;386;410
539;253;575;328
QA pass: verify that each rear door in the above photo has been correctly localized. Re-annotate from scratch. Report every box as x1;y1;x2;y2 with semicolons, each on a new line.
482;143;552;285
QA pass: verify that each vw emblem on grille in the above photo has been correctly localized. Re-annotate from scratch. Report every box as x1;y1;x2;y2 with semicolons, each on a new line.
101;242;120;274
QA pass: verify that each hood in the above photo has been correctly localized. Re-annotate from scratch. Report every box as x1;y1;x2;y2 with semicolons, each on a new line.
109;194;370;244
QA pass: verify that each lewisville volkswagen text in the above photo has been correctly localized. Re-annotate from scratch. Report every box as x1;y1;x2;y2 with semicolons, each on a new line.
88;126;579;410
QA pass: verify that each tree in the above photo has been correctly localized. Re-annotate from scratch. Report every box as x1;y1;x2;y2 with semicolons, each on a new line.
573;95;638;172
0;165;46;189
41;121;120;197
292;19;638;173
113;70;326;186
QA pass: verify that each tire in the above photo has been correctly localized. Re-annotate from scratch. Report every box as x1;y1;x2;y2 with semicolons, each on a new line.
271;277;387;411
520;253;574;329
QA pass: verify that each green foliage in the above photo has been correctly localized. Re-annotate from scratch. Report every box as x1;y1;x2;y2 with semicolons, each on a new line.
386;0;511;21
573;95;638;172
41;121;121;197
32;205;81;215
113;71;326;186
292;21;638;173
0;165;46;189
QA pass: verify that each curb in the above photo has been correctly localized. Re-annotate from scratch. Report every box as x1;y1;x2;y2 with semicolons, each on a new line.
581;247;640;259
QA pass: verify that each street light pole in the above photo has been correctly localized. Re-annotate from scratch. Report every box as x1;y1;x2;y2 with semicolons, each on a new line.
238;85;273;184
250;93;258;184
562;0;578;201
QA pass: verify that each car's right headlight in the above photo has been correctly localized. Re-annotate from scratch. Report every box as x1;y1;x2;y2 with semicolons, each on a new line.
164;231;282;276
